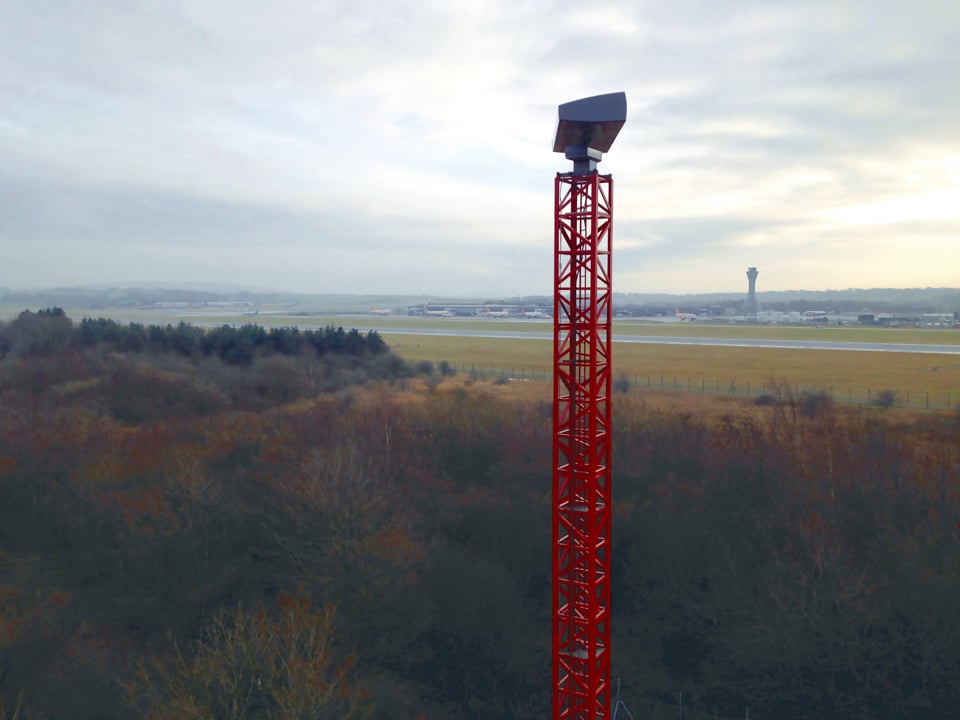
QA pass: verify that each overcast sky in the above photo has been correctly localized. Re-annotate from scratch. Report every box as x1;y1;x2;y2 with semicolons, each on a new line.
2;0;959;297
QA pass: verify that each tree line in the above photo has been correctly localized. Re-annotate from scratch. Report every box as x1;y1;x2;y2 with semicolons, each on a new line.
0;308;388;365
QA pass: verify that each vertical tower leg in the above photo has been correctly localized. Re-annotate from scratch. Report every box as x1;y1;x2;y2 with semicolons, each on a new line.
553;172;613;720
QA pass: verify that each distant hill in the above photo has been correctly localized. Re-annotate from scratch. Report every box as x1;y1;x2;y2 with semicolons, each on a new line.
1;285;958;315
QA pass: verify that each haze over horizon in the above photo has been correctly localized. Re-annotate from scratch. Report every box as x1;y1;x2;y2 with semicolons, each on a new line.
3;1;959;296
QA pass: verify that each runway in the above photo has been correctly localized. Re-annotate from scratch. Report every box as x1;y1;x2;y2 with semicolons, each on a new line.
169;314;960;356
365;326;960;355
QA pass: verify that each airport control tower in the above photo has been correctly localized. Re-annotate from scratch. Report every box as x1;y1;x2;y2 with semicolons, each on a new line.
743;266;759;317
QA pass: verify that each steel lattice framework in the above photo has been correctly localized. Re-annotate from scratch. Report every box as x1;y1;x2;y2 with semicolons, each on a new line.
553;171;613;720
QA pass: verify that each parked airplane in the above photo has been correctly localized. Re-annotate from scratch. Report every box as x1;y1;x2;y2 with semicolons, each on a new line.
520;308;550;319
675;307;697;321
370;306;393;316
484;307;510;318
424;309;454;317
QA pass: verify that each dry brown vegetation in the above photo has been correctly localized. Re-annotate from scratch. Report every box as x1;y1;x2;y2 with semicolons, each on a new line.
1;311;959;719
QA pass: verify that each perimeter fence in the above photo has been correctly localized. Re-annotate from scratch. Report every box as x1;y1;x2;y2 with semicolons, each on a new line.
430;361;958;411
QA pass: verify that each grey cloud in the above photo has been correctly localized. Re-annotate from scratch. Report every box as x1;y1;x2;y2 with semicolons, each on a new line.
1;0;957;294
0;173;455;253
0;171;551;294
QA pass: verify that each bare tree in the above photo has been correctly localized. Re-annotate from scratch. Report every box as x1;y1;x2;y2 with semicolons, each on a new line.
124;591;367;720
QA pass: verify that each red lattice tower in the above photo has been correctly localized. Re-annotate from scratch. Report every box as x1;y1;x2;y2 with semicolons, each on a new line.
551;92;625;720
553;171;613;720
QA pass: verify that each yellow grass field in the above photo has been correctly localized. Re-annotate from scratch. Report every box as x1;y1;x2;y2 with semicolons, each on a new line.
386;332;960;409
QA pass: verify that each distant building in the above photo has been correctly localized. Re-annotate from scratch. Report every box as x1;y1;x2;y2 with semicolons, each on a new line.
742;267;760;316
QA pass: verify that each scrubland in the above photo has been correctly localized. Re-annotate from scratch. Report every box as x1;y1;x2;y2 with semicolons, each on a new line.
1;310;958;719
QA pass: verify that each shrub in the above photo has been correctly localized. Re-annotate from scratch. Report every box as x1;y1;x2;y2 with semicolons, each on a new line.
613;372;631;394
800;389;833;417
368;352;409;381
873;388;897;409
